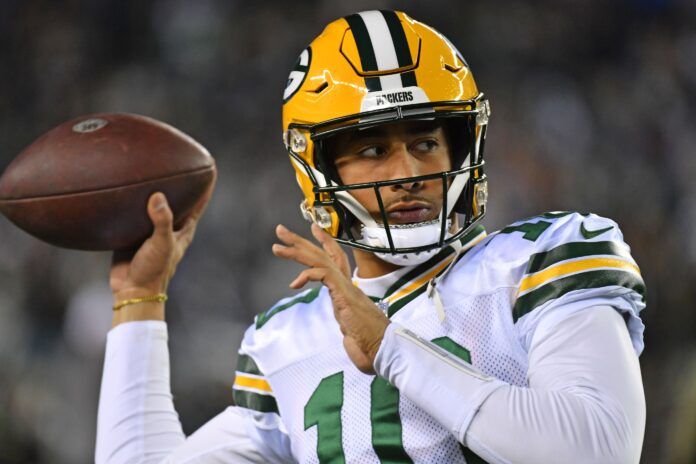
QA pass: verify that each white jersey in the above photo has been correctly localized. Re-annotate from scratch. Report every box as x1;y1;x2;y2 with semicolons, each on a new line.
232;212;646;463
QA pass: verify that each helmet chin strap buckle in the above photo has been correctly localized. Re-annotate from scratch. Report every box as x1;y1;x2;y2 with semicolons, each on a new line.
300;200;332;229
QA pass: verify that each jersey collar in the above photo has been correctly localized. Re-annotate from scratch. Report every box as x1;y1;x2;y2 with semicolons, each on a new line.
353;224;487;317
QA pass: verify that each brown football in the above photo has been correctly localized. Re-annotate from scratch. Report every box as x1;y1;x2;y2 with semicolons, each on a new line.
0;113;216;250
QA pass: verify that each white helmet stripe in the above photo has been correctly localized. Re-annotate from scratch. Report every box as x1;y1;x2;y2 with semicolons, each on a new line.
358;11;399;71
357;11;403;90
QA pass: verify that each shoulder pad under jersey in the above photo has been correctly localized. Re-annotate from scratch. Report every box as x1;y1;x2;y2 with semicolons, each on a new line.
482;211;646;354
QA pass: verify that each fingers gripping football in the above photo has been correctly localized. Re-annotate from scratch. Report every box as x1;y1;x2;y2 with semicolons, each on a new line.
272;223;389;373
110;184;212;302
108;173;214;327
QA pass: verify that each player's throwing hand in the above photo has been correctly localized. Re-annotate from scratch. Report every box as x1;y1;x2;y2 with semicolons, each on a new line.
110;175;215;325
272;223;389;374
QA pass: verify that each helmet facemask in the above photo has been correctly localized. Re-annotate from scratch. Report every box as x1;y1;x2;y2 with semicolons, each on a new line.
286;98;490;265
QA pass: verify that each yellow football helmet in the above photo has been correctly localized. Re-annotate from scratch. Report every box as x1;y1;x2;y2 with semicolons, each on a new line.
282;10;490;262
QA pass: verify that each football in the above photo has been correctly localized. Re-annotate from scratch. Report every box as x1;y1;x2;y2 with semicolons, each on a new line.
0;113;216;250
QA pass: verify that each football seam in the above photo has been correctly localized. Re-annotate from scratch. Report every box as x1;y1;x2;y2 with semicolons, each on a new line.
0;165;215;203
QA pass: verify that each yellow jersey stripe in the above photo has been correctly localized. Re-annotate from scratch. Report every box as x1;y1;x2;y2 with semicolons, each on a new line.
519;257;641;294
234;374;273;393
352;230;487;311
386;232;488;304
385;257;453;304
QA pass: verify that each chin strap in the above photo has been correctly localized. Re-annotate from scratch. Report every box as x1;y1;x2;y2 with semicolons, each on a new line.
362;219;453;266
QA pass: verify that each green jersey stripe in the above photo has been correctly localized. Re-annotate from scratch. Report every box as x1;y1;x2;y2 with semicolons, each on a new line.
386;235;480;317
233;389;279;414
236;353;263;376
382;246;454;298
256;287;321;329
387;284;427;317
527;241;633;275
513;269;646;322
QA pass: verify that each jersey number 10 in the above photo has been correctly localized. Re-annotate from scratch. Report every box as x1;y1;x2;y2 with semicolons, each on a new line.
304;337;485;463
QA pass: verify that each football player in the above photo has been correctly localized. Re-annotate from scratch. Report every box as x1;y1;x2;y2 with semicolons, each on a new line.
96;10;646;463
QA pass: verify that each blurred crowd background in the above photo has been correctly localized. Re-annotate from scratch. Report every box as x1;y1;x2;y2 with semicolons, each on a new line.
0;0;694;462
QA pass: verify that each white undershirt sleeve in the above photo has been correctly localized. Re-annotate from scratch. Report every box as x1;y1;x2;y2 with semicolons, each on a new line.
96;321;293;464
374;305;645;464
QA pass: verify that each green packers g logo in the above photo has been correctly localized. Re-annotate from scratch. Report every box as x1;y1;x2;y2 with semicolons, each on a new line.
283;47;311;103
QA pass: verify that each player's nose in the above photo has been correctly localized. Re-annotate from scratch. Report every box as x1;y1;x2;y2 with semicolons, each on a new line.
388;144;423;191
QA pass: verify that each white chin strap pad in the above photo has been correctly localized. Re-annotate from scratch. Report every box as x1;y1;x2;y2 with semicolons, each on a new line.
360;219;452;266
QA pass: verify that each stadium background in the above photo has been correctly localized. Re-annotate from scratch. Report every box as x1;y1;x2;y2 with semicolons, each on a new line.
0;0;694;462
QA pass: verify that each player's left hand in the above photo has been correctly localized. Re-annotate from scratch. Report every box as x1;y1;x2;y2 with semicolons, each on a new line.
272;223;389;374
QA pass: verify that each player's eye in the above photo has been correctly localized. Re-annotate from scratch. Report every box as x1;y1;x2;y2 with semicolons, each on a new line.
411;139;439;153
357;145;387;158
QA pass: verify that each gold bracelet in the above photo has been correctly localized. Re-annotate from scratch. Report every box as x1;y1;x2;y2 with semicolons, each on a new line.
113;293;168;311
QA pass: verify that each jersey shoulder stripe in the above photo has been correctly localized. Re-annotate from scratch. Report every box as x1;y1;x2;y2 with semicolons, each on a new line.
233;387;279;414
236;353;263;375
525;240;634;274
232;352;279;413
513;269;645;321
509;212;645;321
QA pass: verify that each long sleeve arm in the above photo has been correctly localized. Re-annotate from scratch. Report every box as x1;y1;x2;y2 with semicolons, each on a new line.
95;321;293;464
374;305;645;463
96;321;185;463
